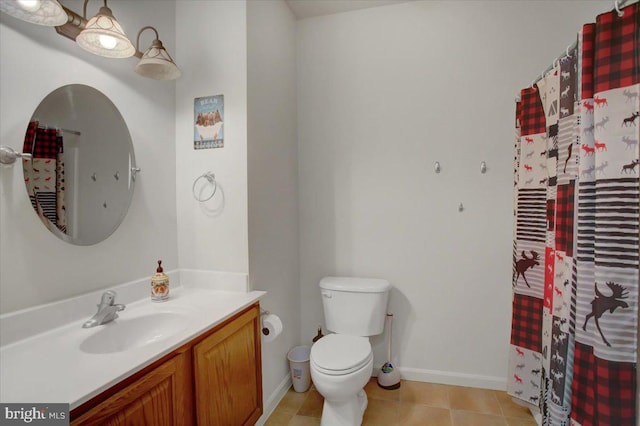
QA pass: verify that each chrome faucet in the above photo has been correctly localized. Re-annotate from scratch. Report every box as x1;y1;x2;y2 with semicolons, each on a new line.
82;291;126;328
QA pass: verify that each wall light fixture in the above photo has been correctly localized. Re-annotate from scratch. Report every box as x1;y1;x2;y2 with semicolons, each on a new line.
135;26;181;80
75;0;135;58
0;0;180;80
0;0;67;26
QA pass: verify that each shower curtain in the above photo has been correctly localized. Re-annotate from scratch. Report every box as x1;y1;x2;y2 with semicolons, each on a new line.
23;121;67;233
508;3;639;425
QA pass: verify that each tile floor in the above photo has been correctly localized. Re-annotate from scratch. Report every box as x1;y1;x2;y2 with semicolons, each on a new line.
265;379;537;426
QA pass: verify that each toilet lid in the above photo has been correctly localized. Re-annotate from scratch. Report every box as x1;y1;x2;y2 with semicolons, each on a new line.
311;334;372;376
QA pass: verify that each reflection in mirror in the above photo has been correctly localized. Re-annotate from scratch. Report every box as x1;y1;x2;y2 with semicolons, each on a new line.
22;84;136;245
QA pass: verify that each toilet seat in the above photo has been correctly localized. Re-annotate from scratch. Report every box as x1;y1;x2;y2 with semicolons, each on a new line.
311;334;372;376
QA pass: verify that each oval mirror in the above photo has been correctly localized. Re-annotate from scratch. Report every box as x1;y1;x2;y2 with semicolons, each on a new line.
22;84;137;245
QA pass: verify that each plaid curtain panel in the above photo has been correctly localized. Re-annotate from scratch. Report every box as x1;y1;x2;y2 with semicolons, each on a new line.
572;342;597;424
519;87;547;136
546;199;555;232
572;341;637;425
581;24;596;100
555;182;575;256
593;6;640;93
510;294;543;353
23;121;37;154
33;127;62;159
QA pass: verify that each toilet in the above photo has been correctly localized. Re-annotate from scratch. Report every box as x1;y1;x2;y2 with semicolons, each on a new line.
310;276;391;426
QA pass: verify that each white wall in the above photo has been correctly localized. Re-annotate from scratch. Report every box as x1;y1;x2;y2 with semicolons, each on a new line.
296;0;610;388
247;0;299;411
175;0;249;274
0;0;178;314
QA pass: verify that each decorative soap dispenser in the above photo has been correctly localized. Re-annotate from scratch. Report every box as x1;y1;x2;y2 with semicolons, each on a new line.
151;260;170;302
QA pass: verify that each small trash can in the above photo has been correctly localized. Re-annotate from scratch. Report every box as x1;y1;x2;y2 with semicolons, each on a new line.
287;345;311;392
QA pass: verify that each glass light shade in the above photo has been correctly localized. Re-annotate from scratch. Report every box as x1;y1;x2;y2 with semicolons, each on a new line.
0;0;67;26
76;6;134;58
135;39;181;80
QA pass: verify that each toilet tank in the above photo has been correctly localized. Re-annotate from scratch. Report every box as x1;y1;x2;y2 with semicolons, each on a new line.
319;276;391;336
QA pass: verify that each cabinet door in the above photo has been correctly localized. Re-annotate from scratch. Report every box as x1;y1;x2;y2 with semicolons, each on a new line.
71;351;192;426
194;304;263;426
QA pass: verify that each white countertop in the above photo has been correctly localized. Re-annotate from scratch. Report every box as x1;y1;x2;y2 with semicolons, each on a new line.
0;286;265;409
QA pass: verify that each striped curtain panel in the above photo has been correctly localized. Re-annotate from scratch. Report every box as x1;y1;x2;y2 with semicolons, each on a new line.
508;3;639;425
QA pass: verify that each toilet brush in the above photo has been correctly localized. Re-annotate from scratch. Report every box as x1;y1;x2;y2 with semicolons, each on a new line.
377;313;401;389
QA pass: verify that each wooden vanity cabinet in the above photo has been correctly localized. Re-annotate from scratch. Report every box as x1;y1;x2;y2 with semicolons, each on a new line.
71;303;262;426
194;304;263;426
71;349;193;426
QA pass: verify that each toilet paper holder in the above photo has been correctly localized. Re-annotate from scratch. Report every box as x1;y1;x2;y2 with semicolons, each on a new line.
260;309;283;341
261;309;271;336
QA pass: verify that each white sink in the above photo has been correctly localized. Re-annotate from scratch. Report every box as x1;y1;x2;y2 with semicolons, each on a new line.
79;312;190;354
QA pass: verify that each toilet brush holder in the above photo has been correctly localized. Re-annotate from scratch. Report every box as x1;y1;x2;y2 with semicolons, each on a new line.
377;313;401;389
378;363;401;389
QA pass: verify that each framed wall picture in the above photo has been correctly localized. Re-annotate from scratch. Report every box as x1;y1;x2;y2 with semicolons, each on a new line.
194;95;224;149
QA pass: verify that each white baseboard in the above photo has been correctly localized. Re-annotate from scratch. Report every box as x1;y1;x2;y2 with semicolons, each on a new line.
372;365;507;391
255;373;292;426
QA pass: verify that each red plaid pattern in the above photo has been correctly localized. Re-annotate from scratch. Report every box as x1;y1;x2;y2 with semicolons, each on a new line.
23;121;37;153
594;3;639;93
32;128;62;159
519;87;546;136
572;341;637;426
573;341;596;422
546;199;555;231
555;182;575;256
581;24;596;100
510;294;543;352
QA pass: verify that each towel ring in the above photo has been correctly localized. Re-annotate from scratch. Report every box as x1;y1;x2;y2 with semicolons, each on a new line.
614;0;624;16
193;172;217;202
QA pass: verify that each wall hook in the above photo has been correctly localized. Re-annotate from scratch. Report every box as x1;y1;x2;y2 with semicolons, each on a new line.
434;161;441;174
131;167;141;182
458;203;464;212
480;161;487;174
